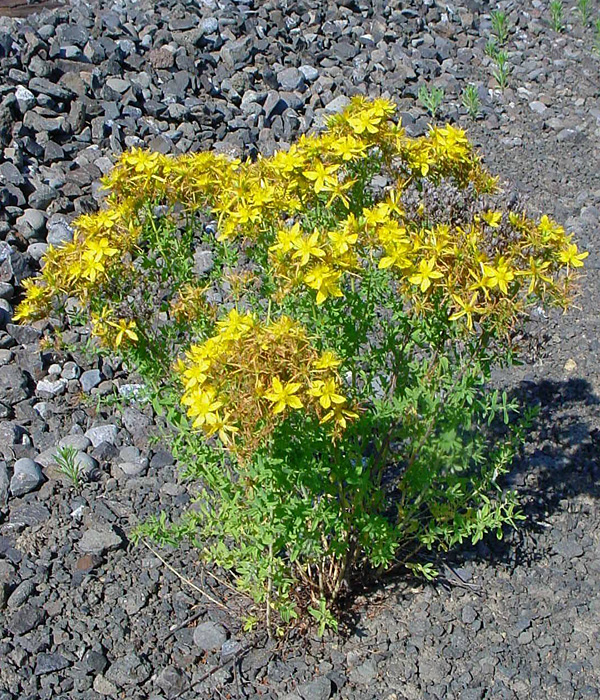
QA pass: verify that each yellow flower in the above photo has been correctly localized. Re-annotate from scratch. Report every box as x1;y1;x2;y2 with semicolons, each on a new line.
348;109;382;135
320;404;359;430
516;256;553;294
112;319;138;347
482;257;515;294
264;377;303;415
313;351;341;370
205;411;239;446
269;223;302;255
304;265;343;304
302;161;339;194
309;378;346;410
292;230;327;267
330;135;366;161
481;210;502;228
449;293;486;331
183;386;223;428
559;243;588;269
328;227;358;256
217;308;255;340
409;258;444;292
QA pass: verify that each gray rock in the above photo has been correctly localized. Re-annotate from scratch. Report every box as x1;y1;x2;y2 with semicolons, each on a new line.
0;461;8;510
10;458;44;497
61;361;80;380
106;77;131;94
81;649;109;675
46;218;74;247
58;434;91;451
85;424;118;447
80;369;102;392
324;95;351;114
93;674;119;696
29;185;57;211
15;85;36;112
115;462;146;477
7;605;46;635
27;242;48;261
349;658;378;684
299;65;319;82
199;17;218;35
193;621;228;652
6;579;35;609
0;365;30;404
0;422;24;445
34;652;70;675
16;209;46;240
122;407;151;447
277;67;304;92
6;322;41;345
155;665;189;698
0;161;23;186
193;249;214;276
117;383;145;400
36;376;67;397
298;677;333;700
529;101;548;115
78;526;123;556
105;653;152;686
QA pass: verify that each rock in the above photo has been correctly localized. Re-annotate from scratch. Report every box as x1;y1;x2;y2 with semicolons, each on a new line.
0;365;30;404
298;677;333;700
324;95;351;114
105;653;152;686
6;579;35;609
193;621;228;652
155;666;189;698
29;185;57;211
0;462;8;510
6;323;42;345
58;434;91;451
349;658;378;684
85;424;118;447
16;209;46;239
7;604;46;635
277;67;305;92
299;65;319;82
80;368;102;392
93;674;119;696
46;218;74;247
529;100;548;115
36;377;67;397
15;85;35;112
61;361;80;380
0;422;23;445
34;652;70;675
192;249;214;276
9;458;44;497
0;161;23;186
81;649;109;675
78;526;123;556
122;407;151;447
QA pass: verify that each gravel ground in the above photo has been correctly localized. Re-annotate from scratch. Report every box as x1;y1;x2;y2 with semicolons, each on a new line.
0;0;599;698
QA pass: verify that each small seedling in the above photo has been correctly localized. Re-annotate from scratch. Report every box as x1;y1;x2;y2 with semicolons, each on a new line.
493;51;511;90
491;10;510;44
54;445;84;488
577;0;591;26
418;84;445;118
461;84;481;118
485;37;499;59
549;0;564;31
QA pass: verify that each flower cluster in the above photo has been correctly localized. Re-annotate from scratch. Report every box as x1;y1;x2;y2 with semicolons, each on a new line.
15;96;586;453
175;309;356;457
